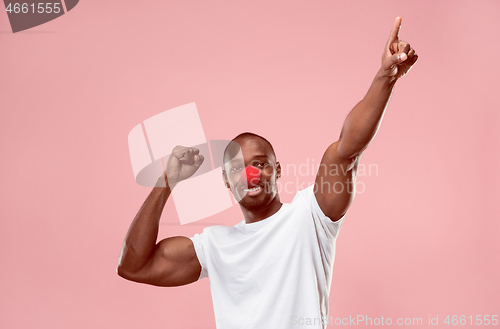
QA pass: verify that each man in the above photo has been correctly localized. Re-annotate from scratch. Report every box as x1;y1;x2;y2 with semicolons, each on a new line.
117;17;418;328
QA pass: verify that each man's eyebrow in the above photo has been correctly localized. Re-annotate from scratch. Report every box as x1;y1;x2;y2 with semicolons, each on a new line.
227;155;270;165
251;155;270;159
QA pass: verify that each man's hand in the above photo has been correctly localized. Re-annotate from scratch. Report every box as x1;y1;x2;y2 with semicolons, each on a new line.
165;146;205;189
380;17;418;80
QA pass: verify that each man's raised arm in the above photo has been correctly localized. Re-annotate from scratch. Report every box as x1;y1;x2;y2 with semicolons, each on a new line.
315;17;418;221
116;146;204;287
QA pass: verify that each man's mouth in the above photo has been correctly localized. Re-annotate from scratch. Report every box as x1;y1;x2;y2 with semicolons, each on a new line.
243;186;262;196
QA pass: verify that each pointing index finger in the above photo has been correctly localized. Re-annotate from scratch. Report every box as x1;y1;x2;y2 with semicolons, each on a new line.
388;17;402;43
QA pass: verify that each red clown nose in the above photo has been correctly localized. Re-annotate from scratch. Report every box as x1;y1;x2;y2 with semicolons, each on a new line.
241;166;261;186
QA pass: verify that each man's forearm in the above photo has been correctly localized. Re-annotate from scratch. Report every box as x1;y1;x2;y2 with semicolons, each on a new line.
337;69;398;159
117;175;171;275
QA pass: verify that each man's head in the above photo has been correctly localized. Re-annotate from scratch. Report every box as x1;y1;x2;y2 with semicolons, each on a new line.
222;132;281;212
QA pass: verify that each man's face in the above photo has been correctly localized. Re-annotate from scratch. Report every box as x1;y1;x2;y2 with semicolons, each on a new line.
223;137;280;212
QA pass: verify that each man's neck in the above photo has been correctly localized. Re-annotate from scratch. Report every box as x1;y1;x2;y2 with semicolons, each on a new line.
241;197;283;224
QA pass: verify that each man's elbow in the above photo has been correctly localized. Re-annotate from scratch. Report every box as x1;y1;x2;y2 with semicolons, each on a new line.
116;265;129;279
337;139;366;160
328;140;361;164
116;264;138;282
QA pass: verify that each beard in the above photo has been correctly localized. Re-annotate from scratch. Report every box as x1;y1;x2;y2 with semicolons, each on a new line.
237;184;277;212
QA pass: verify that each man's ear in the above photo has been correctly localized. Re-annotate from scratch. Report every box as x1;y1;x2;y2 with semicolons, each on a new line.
276;161;282;179
222;170;230;188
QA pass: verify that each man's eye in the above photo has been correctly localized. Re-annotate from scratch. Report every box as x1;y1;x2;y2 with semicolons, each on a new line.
231;166;242;172
255;162;269;168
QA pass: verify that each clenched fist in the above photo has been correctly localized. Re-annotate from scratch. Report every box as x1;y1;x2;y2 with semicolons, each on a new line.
164;146;204;189
380;17;418;80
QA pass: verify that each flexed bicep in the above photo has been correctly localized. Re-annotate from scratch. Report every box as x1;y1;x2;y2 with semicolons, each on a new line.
118;236;202;287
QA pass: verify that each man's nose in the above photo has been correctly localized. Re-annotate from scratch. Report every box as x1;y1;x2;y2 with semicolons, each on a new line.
241;166;261;186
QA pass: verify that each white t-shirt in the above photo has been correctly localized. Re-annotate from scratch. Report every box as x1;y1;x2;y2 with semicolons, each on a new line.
190;185;345;329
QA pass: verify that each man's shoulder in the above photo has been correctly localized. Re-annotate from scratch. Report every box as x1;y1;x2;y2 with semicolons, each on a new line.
290;184;315;207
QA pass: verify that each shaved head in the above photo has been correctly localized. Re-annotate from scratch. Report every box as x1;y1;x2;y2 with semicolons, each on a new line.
223;132;276;165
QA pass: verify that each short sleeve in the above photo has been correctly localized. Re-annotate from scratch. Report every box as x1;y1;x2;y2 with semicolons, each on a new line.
298;184;345;240
189;232;209;280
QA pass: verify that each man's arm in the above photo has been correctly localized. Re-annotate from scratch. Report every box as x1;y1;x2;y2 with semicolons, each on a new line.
117;146;205;287
315;17;418;221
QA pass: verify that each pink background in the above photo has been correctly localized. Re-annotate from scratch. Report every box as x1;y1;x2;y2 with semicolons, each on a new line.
1;1;499;328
